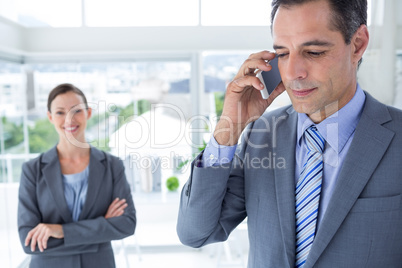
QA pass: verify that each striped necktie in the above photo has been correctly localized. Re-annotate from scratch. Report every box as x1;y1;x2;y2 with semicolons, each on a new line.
295;126;325;267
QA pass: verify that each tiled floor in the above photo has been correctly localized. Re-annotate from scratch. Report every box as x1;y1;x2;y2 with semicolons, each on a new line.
114;191;249;268
7;240;248;268
114;243;248;268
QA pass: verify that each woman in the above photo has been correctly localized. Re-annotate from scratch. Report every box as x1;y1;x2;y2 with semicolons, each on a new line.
18;83;136;268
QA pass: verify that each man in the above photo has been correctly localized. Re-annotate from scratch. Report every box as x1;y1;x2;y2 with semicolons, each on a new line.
176;0;402;267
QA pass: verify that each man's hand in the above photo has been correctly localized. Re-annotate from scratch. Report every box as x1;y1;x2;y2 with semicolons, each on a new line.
104;198;128;219
214;51;286;146
25;223;64;252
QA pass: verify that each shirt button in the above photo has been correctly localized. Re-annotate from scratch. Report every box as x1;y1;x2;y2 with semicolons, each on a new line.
209;154;215;160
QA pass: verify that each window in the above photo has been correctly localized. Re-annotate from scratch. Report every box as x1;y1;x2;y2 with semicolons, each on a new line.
394;54;402;109
0;62;25;158
16;0;82;27
85;0;199;27
201;0;271;26
0;61;26;268
1;0;378;28
202;51;291;121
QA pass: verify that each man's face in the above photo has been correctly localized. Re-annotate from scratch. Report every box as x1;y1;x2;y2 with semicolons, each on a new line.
272;0;358;122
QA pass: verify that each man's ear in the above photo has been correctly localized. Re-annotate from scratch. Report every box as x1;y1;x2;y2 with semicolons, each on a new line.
351;24;369;66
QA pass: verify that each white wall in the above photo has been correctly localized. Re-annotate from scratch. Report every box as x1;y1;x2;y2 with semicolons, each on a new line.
1;23;402;55
0;16;25;62
1;9;402;105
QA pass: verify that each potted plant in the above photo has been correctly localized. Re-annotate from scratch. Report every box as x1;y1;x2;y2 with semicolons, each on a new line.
166;176;180;192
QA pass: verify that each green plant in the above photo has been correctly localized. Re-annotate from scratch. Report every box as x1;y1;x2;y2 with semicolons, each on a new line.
1;117;24;150
176;140;207;171
214;92;225;117
28;118;58;153
166;176;180;192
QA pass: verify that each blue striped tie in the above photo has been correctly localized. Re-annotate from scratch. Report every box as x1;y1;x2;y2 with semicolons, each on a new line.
295;126;325;267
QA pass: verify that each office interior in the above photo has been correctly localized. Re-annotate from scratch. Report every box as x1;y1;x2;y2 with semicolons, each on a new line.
1;0;402;267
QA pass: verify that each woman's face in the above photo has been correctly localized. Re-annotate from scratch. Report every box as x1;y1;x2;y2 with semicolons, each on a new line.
47;91;92;144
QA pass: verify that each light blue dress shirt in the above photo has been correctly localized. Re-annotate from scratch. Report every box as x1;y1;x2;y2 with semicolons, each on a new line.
296;85;365;225
62;166;89;222
203;84;366;226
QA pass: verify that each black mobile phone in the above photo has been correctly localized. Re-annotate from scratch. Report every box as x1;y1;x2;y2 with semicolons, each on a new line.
257;56;282;99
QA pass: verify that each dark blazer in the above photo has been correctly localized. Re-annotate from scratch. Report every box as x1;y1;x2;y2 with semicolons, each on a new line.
18;146;136;268
177;92;402;267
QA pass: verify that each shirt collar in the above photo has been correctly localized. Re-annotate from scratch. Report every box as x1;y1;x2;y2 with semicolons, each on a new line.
297;84;366;154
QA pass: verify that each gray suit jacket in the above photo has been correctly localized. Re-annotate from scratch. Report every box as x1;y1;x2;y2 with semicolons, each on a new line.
177;93;402;267
18;146;136;268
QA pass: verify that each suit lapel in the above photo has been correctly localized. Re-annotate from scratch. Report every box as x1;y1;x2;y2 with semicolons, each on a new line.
273;107;298;267
306;94;395;267
42;146;73;223
79;147;106;220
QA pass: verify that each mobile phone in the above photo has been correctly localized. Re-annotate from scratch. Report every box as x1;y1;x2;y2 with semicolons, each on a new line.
256;56;282;99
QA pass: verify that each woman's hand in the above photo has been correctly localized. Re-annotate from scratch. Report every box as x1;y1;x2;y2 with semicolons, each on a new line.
104;198;128;219
25;223;64;252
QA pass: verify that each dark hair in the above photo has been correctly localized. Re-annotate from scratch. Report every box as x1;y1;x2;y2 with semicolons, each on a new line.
271;0;367;43
47;83;88;112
